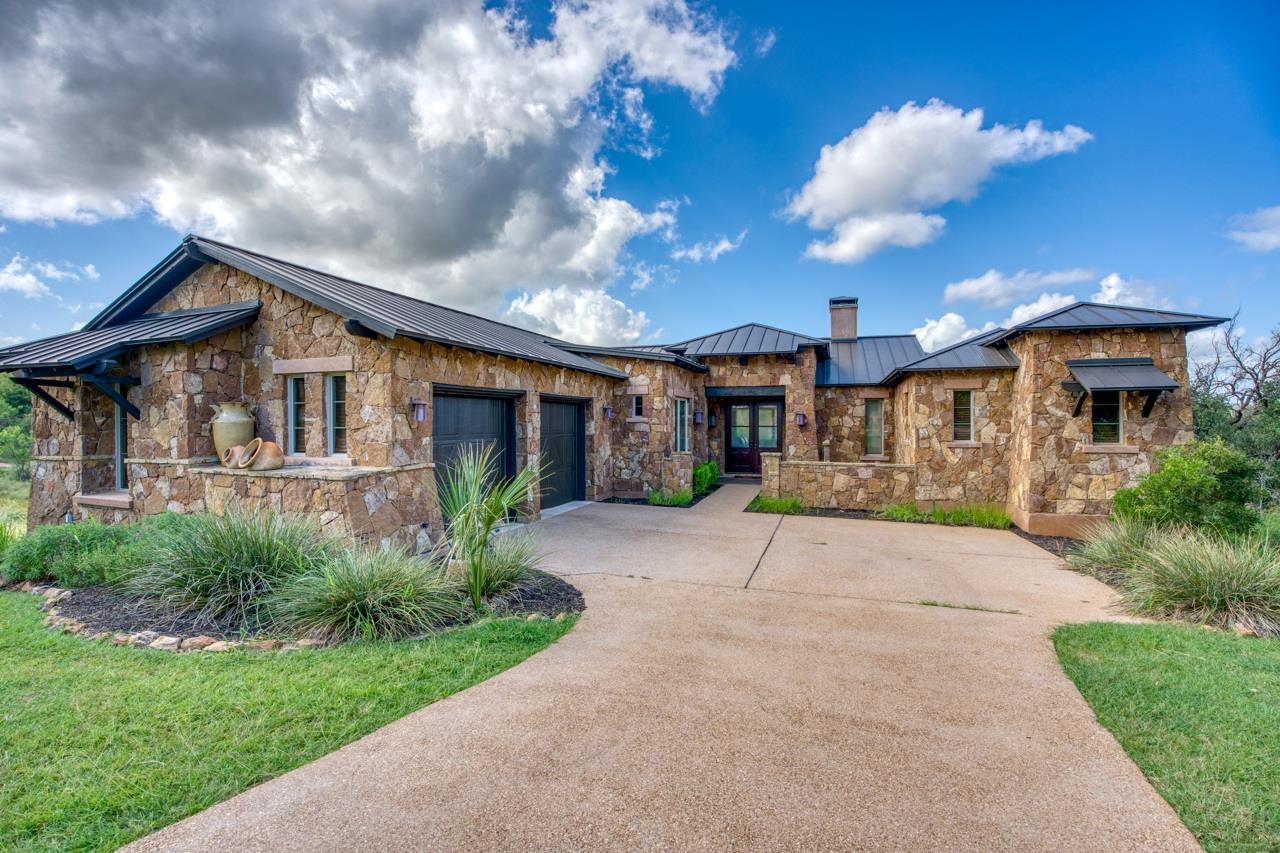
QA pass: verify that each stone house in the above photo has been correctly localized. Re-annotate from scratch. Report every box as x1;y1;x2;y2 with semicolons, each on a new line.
0;236;1225;541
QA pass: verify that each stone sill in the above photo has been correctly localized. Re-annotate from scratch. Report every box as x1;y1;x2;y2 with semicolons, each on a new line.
624;416;648;424
780;459;913;470
946;441;982;449
189;461;434;482
284;454;354;467
1082;444;1139;455
74;491;132;509
859;454;890;462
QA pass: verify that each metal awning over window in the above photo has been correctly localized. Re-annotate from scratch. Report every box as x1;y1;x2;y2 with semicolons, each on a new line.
1061;358;1179;417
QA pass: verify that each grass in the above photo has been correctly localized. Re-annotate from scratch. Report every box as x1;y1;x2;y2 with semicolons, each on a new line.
647;487;692;507
745;494;803;514
1261;510;1280;543
1055;622;1280;851
0;475;27;525
0;591;575;852
879;502;1012;529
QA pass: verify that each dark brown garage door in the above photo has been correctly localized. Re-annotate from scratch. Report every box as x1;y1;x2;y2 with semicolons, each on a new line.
539;399;585;509
433;392;515;487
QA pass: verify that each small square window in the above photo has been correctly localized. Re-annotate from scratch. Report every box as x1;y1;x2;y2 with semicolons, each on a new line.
952;390;973;442
1092;390;1123;444
632;395;644;417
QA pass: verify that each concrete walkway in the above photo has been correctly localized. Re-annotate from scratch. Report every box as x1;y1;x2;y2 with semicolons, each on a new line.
127;485;1197;852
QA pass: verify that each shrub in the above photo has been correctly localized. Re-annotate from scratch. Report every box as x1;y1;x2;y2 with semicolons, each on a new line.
120;508;340;626
1121;527;1280;637
647;488;692;507
479;531;540;599
0;520;130;586
437;444;542;610
1112;439;1265;536
745;494;803;514
1068;516;1157;585
270;548;463;641
692;460;720;497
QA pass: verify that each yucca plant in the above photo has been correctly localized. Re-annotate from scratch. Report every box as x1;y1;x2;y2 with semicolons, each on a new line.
437;444;541;610
1068;516;1157;585
269;547;463;641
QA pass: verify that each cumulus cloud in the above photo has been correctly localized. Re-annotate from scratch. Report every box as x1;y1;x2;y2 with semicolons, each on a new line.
505;285;649;345
0;0;737;339
943;267;1094;306
671;228;747;263
1227;205;1280;252
1092;272;1171;308
911;312;987;352
788;99;1091;263
0;255;55;297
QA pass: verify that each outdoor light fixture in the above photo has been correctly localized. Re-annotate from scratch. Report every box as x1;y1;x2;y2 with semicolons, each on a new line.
693;411;704;425
409;398;428;423
795;412;807;427
709;412;717;427
604;405;614;419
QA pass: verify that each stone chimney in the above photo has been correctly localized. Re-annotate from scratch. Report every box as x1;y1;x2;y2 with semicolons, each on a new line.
829;296;859;339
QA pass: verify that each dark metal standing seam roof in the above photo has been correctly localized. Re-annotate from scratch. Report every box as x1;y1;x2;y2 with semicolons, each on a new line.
556;343;708;373
989;301;1228;343
816;335;926;386
1065;358;1179;392
892;327;1021;375
668;323;826;357
0;302;261;372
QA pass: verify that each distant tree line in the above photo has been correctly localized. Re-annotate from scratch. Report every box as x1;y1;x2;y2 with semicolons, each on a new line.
0;376;32;481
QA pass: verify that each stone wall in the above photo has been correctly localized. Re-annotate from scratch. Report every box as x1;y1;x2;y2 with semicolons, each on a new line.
894;370;1016;506
28;381;122;529
1006;328;1193;535
760;452;915;510
815;386;894;462
703;350;819;464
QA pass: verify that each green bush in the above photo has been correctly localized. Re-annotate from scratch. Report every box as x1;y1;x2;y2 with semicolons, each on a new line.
1112;439;1265;536
878;502;1012;529
692;460;720;497
745;494;803;514
1122;527;1280;637
647;488;692;506
1069;516;1158;585
120;508;341;626
270;547;463;641
0;520;130;586
0;518;19;560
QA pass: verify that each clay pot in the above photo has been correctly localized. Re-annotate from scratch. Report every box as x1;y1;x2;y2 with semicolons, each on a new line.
211;403;254;458
237;437;285;471
220;445;246;469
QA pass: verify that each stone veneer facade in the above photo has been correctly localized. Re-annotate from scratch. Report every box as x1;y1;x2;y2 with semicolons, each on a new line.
20;257;1203;539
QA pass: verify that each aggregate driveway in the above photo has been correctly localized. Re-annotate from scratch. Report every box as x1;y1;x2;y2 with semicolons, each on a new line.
127;485;1197;852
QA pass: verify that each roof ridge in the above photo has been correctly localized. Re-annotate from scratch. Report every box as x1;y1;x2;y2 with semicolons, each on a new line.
679;320;824;344
902;326;1008;365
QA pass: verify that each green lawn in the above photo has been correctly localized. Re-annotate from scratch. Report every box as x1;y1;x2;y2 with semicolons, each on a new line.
1054;622;1280;851
0;592;574;852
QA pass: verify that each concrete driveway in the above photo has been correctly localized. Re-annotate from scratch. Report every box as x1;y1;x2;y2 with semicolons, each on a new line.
127;485;1196;852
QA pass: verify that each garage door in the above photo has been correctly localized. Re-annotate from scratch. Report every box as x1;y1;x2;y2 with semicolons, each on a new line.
433;392;514;485
539;399;585;509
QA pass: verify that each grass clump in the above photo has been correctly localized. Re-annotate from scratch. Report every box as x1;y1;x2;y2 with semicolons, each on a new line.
1068;515;1157;585
270;547;462;642
0;591;574;852
745;494;803;514
1055;621;1280;850
0;517;19;561
647;487;692;506
878;502;1012;529
692;460;719;497
119;508;341;628
478;531;541;600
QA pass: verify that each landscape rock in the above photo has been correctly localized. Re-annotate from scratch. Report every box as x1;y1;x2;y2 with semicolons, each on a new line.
294;638;325;649
111;633;133;646
248;639;284;652
131;631;159;647
204;641;237;652
181;635;218;651
148;635;182;651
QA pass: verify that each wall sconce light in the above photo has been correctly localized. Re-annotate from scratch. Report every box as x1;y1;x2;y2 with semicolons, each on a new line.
410;398;428;423
709;412;717;427
604;405;614;419
693;411;704;425
795;412;807;427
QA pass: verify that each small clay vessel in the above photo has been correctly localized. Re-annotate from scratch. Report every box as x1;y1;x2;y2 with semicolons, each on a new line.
247;439;285;471
221;445;245;468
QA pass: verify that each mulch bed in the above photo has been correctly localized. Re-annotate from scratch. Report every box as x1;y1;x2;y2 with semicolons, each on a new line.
489;570;585;619
604;483;720;509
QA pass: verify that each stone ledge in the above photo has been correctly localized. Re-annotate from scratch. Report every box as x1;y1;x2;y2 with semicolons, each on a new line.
189;461;435;481
946;440;982;449
1081;444;1140;455
73;491;132;509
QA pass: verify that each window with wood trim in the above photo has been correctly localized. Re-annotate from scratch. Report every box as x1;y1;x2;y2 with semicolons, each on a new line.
952;389;973;442
633;395;644;417
1091;390;1123;444
674;398;690;452
327;374;348;455
287;376;306;455
865;398;884;456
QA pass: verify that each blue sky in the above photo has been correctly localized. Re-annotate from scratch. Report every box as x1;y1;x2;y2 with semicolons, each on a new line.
0;1;1277;351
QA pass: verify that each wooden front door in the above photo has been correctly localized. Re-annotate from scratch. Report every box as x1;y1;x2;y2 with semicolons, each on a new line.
725;401;783;475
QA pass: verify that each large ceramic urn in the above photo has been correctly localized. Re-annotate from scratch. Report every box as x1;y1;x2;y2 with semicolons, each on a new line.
211;402;255;459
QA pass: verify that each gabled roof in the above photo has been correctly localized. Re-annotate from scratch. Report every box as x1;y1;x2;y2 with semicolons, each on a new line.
84;235;626;380
0;301;261;373
667;323;826;357
555;343;708;373
890;328;1021;377
817;335;925;386
989;301;1227;343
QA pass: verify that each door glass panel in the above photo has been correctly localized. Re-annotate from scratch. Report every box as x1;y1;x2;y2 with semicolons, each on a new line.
758;426;778;449
757;404;777;427
730;405;750;426
729;406;750;449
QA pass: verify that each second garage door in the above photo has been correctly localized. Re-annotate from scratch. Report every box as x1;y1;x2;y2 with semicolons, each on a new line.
539;399;585;509
433;392;514;483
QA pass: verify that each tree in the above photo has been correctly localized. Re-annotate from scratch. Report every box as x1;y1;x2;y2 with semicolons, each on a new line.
0;375;33;481
1191;318;1280;501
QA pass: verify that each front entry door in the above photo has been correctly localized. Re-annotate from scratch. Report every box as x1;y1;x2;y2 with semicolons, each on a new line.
725;401;782;475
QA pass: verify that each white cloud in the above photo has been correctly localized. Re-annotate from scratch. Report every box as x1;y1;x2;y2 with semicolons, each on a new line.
505;285;649;345
1227;205;1280;252
0;254;54;297
671;228;747;262
0;335;22;345
754;29;777;57
788;99;1091;263
1092;272;1171;308
1003;292;1077;326
943;267;1094;306
0;0;736;324
911;312;989;351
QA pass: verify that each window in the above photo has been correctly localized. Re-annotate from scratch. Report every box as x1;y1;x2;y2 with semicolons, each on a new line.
757;403;779;450
864;398;884;456
632;395;644;417
114;401;128;490
287;376;306;454
1091;390;1122;444
674;398;690;452
952;390;973;442
327;374;348;455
